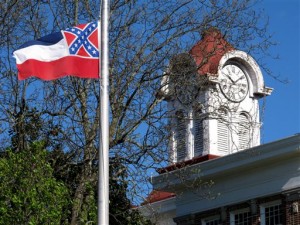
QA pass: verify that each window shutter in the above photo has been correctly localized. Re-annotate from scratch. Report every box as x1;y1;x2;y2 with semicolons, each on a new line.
194;114;204;157
217;111;229;154
176;111;186;162
239;113;250;150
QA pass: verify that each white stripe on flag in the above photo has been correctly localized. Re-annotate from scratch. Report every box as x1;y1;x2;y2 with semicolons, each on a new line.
13;39;69;64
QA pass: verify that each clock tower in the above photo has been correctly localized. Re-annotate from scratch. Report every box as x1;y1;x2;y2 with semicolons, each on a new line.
160;28;273;164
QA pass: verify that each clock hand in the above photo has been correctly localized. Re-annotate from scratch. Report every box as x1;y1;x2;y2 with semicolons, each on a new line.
233;75;245;84
224;73;235;84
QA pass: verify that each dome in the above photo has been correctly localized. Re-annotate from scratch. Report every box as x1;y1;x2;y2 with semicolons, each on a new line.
189;27;234;75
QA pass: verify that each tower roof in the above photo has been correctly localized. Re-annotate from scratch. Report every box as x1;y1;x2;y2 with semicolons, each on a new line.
189;27;234;75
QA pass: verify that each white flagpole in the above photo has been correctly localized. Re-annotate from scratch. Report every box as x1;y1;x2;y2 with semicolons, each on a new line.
98;0;110;224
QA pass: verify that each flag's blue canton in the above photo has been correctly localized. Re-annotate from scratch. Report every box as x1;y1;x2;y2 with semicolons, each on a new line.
65;22;99;58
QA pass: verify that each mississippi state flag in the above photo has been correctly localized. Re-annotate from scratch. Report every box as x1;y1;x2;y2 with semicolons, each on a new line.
13;22;100;80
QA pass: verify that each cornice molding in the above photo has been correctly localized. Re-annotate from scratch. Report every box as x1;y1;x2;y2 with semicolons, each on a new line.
153;134;300;191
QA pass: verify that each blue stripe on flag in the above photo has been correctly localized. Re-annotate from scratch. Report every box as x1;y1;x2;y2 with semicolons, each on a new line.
17;32;63;49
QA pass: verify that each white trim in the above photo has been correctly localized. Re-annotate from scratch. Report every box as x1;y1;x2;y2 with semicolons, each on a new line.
187;110;194;160
260;200;282;225
153;134;300;190
229;208;250;225
218;50;266;95
201;215;221;225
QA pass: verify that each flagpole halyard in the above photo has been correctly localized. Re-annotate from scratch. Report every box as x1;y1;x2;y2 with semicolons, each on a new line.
98;0;110;224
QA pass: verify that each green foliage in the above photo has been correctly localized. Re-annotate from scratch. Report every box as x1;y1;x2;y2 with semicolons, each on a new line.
109;157;153;225
79;181;98;224
0;142;69;225
47;152;152;224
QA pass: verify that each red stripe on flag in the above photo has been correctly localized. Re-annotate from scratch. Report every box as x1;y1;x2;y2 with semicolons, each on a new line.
17;56;100;80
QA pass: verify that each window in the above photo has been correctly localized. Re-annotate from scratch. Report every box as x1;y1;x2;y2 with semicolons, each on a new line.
201;216;221;225
194;109;203;157
230;208;251;225
238;113;250;150
260;200;283;225
176;111;186;162
217;109;229;154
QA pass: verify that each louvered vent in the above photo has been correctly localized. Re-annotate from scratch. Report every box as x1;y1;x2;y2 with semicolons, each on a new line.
176;111;186;162
239;113;250;150
194;118;204;157
217;111;229;154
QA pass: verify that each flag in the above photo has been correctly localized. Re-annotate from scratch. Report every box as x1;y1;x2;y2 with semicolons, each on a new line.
13;22;100;80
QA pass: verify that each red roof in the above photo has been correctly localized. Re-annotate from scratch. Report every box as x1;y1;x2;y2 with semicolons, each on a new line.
143;190;176;204
189;27;234;75
157;154;220;174
145;155;219;204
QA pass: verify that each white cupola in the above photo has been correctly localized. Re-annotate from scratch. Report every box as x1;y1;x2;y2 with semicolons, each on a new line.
159;28;273;164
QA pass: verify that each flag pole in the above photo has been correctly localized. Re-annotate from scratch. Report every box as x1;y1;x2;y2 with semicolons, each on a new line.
98;0;110;224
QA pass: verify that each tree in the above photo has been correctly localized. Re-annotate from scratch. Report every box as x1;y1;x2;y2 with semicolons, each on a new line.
109;157;153;225
48;152;153;224
0;108;149;224
0;142;69;224
0;0;276;223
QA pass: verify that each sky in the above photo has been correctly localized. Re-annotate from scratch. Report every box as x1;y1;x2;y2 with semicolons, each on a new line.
255;0;300;144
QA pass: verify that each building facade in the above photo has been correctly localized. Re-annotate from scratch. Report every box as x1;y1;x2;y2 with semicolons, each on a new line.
151;135;300;225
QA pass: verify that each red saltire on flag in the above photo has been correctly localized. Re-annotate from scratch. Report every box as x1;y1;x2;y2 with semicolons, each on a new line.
13;22;100;80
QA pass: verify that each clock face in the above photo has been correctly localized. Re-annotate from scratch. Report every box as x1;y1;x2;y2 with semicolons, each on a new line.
219;64;249;102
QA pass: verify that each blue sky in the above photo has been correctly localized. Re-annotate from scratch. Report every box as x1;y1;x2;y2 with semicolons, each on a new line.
256;0;300;143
